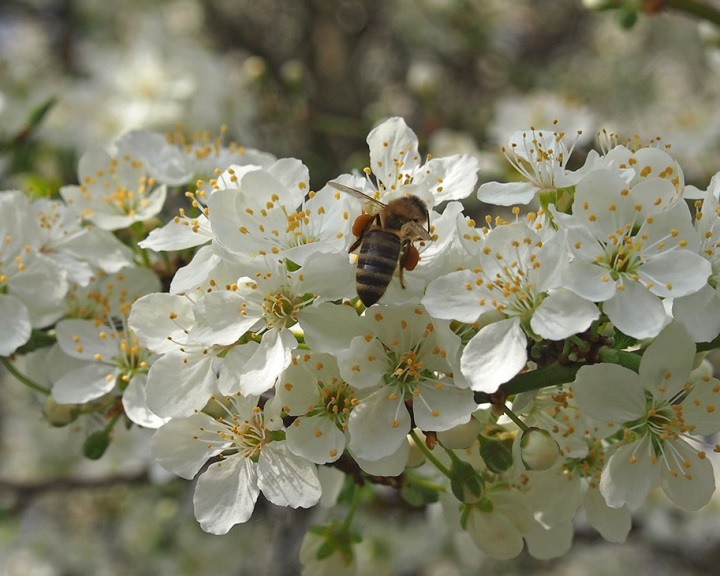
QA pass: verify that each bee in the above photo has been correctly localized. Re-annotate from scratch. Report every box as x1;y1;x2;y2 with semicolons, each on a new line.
329;181;431;307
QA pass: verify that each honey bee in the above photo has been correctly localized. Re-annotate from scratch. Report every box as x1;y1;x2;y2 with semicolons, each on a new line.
329;181;431;307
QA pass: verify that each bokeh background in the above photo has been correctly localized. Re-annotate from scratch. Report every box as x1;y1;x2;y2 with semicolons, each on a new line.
3;1;720;574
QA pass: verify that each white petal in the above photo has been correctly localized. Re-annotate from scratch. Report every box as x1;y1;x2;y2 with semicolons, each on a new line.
145;353;218;418
122;374;169;429
62;227;134;274
347;387;411;460
9;254;67;327
525;521;574;560
235;328;296;396
465;507;525;560
0;294;31;356
151;413;226;479
660;440;716;511
639;250;711;298
600;437;659;509
217;342;259;395
128;293;195;353
477;181;538;206
55;319;117;361
683;377;720;435
671;285;720;343
415;154;480;204
194;457;260;534
531;291;599;340
351;440;409;477
572;364;645;423
139;216;211;251
460;318;527;393
367;117;420;189
190;290;259;346
117;129;192;185
298;302;365;355
583;485;631;543
562;260;617;302
52;363;116;403
286;415;346;464
337;335;388;389
257;442;321;508
638;321;695;401
266;157;310;207
604;279;669;339
274;356;321;415
168;245;222;294
423;270;485;321
412;381;476;432
295;252;356;301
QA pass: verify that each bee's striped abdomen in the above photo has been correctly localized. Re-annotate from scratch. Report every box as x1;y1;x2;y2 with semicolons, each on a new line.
356;229;401;307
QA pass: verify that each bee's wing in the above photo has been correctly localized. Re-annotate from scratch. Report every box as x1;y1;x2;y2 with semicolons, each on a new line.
404;221;432;241
328;181;387;208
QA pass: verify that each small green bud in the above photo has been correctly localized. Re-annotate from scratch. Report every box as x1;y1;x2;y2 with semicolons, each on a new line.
478;436;514;474
449;460;484;504
83;429;111;460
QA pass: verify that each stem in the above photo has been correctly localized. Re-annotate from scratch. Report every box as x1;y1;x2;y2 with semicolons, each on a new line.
472;345;648;406
474;361;582;405
598;347;641;372
1;357;51;395
502;405;529;431
342;482;362;530
409;429;452;478
404;472;447;494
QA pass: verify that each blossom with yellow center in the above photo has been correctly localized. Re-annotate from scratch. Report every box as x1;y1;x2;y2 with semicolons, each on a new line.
572;322;720;511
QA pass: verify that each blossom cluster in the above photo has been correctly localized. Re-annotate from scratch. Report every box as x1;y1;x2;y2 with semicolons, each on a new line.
3;117;720;570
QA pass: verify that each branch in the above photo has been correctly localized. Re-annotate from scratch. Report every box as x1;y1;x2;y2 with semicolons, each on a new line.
0;469;151;514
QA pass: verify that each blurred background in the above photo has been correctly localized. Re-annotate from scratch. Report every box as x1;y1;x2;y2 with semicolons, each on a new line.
3;0;720;574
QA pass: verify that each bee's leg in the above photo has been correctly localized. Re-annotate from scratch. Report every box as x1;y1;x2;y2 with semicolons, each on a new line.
397;240;410;289
349;213;379;253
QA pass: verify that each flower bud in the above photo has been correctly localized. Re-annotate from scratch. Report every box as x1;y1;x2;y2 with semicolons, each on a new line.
83;429;111;460
519;427;560;471
42;397;79;427
449;460;484;504
406;430;427;468
436;417;481;449
478;436;513;474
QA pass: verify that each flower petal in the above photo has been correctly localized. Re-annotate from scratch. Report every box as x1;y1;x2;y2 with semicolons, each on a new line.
600;437;659;509
583;485;631;543
572;363;645;423
460;318;527;393
660;440;716;511
194;456;260;534
531;291;599;340
257;442;322;508
347;387;411;460
604;279;669;339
